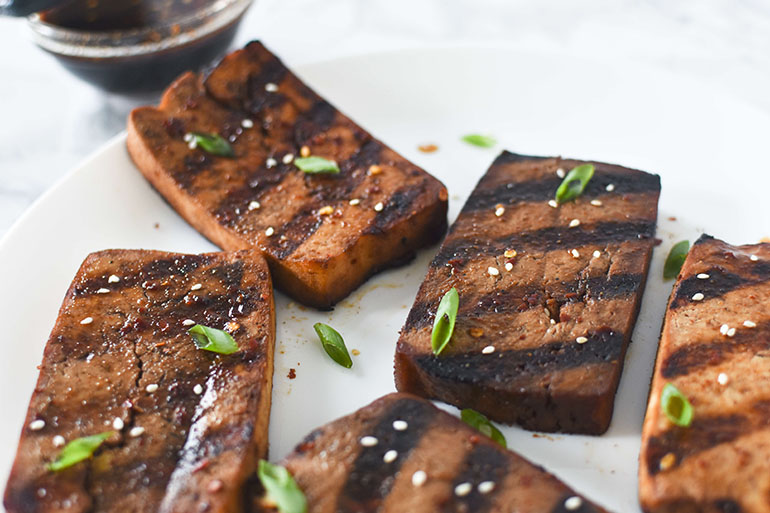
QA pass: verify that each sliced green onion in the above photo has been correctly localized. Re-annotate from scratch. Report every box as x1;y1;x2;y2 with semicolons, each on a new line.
257;460;307;513
294;156;340;174
188;132;234;157
461;134;497;148
555;164;595;204
661;383;694;427
431;287;459;356
313;323;352;368
48;431;114;471
663;240;690;280
188;324;239;355
460;409;507;448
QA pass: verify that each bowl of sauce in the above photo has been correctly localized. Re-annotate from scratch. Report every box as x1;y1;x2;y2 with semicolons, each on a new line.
27;0;253;92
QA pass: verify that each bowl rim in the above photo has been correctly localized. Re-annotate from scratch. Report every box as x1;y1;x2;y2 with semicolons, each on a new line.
27;0;252;59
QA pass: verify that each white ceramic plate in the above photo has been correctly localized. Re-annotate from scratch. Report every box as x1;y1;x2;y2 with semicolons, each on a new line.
2;47;769;512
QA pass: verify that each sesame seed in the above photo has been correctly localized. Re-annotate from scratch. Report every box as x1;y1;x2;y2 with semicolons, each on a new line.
37;488;46;498
576;336;588;344
569;219;580;228
96;288;110;294
455;482;472;497
265;227;275;237
53;435;65;447
300;145;311;158
412;470;427;487
188;139;198;150
504;262;513;271
659;452;676;471
208;479;224;493
494;205;505;217
349;198;360;206
727;327;736;337
241;119;254;129
146;384;159;393
282;153;294;164
478;481;495;494
193;384;204;395
571;249;580;259
606;184;615;192
548;199;558;208
248;200;261;211
360;436;378;447
318;205;334;216
182;319;195;327
80;317;94;325
113;418;124;430
564;496;584;510
29;419;45;431
487;266;499;276
556;168;566;178
691;293;704;301
383;450;398;463
374;202;384;212
590;199;603;206
190;283;202;291
368;165;382;175
265;82;279;92
697;273;710;279
183;133;193;142
129;426;145;437
504;249;517;258
393;420;408;431
266;157;277;168
592;250;601;258
744;320;757;328
108;275;120;283
720;324;730;335
482;345;495;354
469;327;484;338
717;373;729;386
750;255;759;261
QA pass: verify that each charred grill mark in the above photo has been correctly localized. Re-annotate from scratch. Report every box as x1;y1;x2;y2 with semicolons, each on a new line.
494;151;550;164
403;273;644;331
269;212;324;260
661;320;770;378
173;153;212;190
213;166;289;227
714;499;744;513
414;329;624;385
463;170;660;213
244;57;289;115
670;264;770;309
442;444;509;513
550;494;602;513
365;184;426;236
336;398;437;513
431;220;656;269
293;100;338;143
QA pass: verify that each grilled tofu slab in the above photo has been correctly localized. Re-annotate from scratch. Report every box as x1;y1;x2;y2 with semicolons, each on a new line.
639;235;770;513
395;151;661;434
251;393;610;513
127;41;448;308
4;249;275;513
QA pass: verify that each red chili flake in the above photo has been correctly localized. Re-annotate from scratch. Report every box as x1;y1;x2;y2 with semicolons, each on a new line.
287;369;297;380
193;459;210;473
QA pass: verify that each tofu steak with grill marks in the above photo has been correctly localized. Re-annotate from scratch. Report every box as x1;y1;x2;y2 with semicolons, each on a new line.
251;393;611;513
3;249;275;513
127;41;448;308
395;151;660;434
639;235;770;513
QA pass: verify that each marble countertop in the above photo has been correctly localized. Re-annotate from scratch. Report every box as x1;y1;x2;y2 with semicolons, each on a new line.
1;0;769;238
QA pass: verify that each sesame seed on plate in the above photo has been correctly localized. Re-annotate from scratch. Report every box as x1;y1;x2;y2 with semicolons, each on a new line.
265;82;279;92
248;200;261;211
482;345;495;354
469;327;484;338
318;205;334;216
188;139;198;150
691;293;704;301
744;320;757;328
455;482;472;497
478;481;495;494
360;436;378;447
393;420;408;431
727;327;736;337
556;168;566;178
53;435;65;447
113;417;124;430
96;288;110;294
130;426;145;437
592;250;601;258
659;453;676;471
720;324;729;335
576;336;588;344
487;266;500;277
548;199;558;208
569;219;580;228
368;164;382;175
349;198;360;206
590;199;603;206
606;184;615;192
182;319;195;327
282;153;294;164
265;227;275;237
193;384;204;395
146;384;159;393
183;133;193;142
571;249;580;259
504;262;513;271
80;317;94;325
37;489;46;498
190;284;202;291
241;118;254;129
383;450;398;463
108;275;120;283
494;205;505;217
300;145;311;158
717;373;729;386
266;157;277;168
374;202;384;212
504;249;517;258
750;255;759;261
697;273;710;279
564;496;584;510
29;419;45;431
412;470;427;487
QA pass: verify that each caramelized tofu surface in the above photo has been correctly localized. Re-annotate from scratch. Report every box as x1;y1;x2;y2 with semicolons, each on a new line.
639;235;770;513
250;393;610;513
127;41;448;308
395;152;660;434
3;249;275;513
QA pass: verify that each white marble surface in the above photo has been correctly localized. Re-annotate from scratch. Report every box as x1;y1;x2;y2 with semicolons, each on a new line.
1;0;769;238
